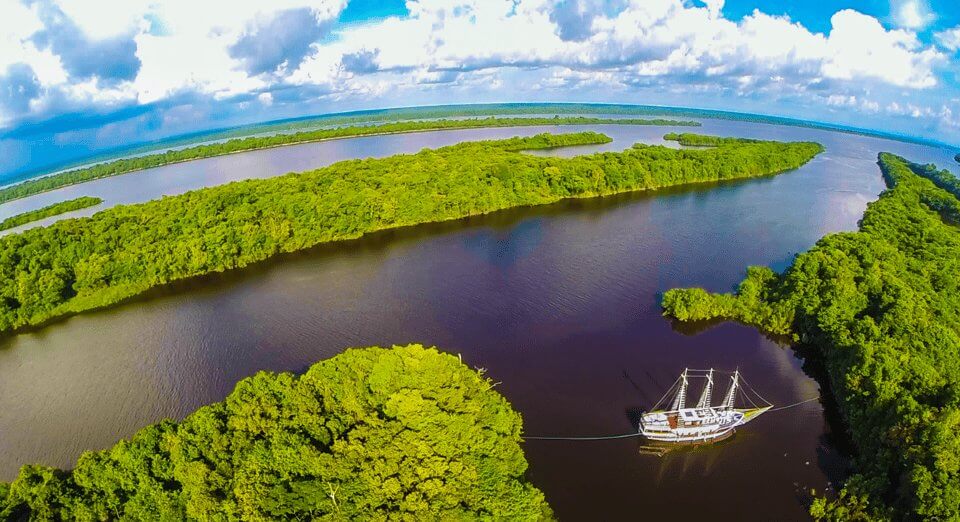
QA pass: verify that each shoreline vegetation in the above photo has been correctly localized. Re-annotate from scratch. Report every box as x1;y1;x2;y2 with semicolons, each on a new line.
662;153;960;520
0;116;698;205
0;132;822;336
0;344;553;520
0;196;102;232
664;132;759;146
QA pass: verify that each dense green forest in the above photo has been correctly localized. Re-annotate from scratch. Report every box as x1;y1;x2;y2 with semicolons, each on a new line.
0;197;102;232
0;132;821;336
906;159;960;200
0;344;552;520
0;116;695;204
663;133;759;146
662;153;960;520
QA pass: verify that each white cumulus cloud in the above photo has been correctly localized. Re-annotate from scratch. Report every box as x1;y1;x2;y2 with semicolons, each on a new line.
936;26;960;52
0;0;953;140
890;0;935;30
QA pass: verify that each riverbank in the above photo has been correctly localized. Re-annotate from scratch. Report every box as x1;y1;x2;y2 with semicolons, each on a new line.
662;153;960;520
0;344;552;520
0;132;821;336
0;116;698;205
0;197;102;232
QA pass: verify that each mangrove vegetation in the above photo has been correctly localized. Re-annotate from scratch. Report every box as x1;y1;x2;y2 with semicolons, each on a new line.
0;197;102;232
0;344;552;520
0;132;822;336
0;116;697;204
907;158;960;201
663;133;758;146
662;153;960;520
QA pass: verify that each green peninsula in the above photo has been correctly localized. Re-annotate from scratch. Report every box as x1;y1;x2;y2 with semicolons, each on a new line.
0;344;552;520
662;153;960;520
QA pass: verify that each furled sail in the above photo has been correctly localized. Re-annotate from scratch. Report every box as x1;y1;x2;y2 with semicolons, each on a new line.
670;368;688;411
721;370;739;409
696;368;714;409
639;368;771;445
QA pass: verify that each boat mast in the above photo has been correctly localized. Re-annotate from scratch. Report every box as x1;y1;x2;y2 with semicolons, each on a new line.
671;368;689;411
696;368;714;409
721;369;739;409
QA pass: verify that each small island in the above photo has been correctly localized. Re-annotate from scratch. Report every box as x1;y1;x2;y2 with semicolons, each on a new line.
663;133;759;146
0;196;102;232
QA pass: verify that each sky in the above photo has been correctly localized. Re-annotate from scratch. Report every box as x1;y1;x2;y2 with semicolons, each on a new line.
1;0;959;179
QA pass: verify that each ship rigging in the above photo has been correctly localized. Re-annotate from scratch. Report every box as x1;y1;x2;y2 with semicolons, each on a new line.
638;368;771;443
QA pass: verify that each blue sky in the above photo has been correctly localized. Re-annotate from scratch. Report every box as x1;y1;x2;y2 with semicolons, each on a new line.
1;0;960;180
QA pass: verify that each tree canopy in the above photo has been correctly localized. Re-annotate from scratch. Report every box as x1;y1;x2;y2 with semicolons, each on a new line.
663;133;759;146
0;116;698;204
0;344;553;520
0;133;822;336
0;197;102;232
907;158;960;202
662;153;960;520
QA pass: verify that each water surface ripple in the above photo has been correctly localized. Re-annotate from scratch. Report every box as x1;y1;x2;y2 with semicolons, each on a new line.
0;119;956;520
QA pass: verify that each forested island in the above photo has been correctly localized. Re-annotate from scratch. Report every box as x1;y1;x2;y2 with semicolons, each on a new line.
0;197;102;232
664;133;758;146
0;344;552;520
662;153;960;520
0;116;697;204
0;133;822;336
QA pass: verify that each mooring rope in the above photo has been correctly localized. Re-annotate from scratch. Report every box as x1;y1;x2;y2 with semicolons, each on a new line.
522;396;821;441
522;432;645;441
765;395;821;412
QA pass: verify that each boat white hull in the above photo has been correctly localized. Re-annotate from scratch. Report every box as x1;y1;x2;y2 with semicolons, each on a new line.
639;369;771;445
641;425;738;443
638;406;769;444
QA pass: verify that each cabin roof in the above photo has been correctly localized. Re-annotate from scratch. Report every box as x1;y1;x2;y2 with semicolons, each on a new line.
679;408;719;420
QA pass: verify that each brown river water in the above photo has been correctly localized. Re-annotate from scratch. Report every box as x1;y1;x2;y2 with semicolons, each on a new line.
0;118;956;519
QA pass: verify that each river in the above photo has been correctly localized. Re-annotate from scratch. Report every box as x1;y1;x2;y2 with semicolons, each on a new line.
0;117;956;519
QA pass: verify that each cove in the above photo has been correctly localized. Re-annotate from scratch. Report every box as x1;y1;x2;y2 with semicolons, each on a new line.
0;117;956;519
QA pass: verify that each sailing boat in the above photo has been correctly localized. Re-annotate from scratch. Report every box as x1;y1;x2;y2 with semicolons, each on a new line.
638;368;771;443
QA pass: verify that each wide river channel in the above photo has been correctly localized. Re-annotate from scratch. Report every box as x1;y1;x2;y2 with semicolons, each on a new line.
0;117;957;519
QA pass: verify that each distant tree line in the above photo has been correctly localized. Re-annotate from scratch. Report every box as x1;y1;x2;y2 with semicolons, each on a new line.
663;133;760;146
663;153;960;520
0;197;102;232
0;117;698;204
0;344;553;520
0;132;822;335
909;159;960;201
